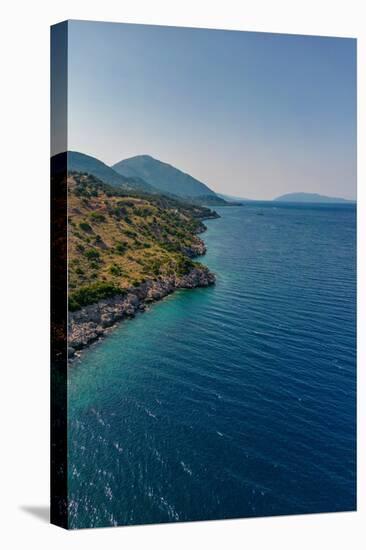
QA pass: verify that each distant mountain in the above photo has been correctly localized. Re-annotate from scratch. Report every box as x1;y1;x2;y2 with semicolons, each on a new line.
274;192;354;203
217;193;252;203
60;151;157;194
112;154;225;203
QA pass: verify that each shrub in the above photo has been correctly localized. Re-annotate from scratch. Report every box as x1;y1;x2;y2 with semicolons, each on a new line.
74;186;90;198
111;206;127;218
109;264;123;276
68;282;124;311
84;249;101;262
115;242;127;254
177;256;194;276
79;222;92;232
150;260;161;276
89;212;106;223
115;203;127;214
162;242;180;253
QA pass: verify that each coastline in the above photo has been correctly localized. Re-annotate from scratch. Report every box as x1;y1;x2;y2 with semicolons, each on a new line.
68;224;216;361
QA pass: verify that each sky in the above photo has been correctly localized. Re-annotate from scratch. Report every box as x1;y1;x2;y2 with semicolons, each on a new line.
65;20;356;200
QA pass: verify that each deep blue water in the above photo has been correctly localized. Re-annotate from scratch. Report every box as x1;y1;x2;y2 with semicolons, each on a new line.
67;202;356;529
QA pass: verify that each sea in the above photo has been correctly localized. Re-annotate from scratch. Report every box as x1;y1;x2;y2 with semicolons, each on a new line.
67;202;356;528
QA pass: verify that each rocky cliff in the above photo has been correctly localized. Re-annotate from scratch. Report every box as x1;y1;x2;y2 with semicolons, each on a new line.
68;266;215;358
67;172;218;359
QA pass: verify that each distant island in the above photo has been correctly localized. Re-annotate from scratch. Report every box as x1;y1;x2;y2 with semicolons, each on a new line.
274;192;355;203
217;191;355;204
62;151;358;207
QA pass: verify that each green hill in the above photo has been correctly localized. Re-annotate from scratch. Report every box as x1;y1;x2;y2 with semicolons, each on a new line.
112;154;225;203
67;172;218;312
57;151;158;194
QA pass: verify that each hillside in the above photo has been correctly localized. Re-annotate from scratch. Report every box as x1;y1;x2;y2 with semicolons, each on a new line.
68;172;217;316
60;151;157;194
112;154;225;203
274;192;354;203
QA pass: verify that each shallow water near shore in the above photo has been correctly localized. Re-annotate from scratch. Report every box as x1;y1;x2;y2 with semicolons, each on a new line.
67;202;356;528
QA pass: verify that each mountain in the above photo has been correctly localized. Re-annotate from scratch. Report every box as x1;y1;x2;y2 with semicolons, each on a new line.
57;151;157;194
112;154;225;203
217;193;252;203
274;192;354;203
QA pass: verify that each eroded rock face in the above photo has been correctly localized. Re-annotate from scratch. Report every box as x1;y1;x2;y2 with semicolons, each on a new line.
68;267;215;358
182;240;207;257
178;267;215;288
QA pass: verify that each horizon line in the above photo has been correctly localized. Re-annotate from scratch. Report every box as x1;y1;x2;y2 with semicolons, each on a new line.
52;149;357;202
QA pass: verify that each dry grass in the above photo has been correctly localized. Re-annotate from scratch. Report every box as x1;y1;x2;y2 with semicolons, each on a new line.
67;173;209;309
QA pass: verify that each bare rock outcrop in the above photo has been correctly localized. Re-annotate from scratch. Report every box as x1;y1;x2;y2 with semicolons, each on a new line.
68;266;215;358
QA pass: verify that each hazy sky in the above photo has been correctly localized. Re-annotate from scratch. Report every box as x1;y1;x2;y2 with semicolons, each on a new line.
67;20;356;200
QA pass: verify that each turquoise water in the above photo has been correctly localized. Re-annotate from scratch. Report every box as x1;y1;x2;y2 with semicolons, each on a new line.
68;202;356;528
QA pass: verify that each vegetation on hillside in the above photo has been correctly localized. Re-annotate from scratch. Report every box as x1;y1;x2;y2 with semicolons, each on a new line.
68;172;218;311
112;154;226;202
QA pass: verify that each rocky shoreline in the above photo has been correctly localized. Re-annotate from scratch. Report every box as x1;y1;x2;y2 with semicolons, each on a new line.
68;265;215;359
67;212;217;361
